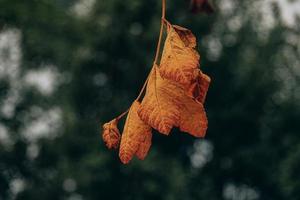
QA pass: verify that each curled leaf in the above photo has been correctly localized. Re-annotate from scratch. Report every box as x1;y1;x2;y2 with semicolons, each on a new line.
187;70;211;103
119;101;152;164
159;24;200;87
102;119;121;149
138;66;183;135
173;25;197;48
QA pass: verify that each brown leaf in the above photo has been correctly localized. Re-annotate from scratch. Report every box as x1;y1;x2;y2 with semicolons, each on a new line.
187;70;211;103
159;24;200;87
119;101;152;164
102;119;121;149
190;0;214;14
138;66;183;135
179;96;208;137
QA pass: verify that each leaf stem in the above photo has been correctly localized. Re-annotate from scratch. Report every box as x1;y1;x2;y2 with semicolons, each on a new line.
116;109;129;121
162;0;166;19
116;0;167;121
154;0;166;65
136;72;151;101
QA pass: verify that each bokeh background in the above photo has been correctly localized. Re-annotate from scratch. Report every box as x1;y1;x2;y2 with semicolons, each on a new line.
0;0;300;199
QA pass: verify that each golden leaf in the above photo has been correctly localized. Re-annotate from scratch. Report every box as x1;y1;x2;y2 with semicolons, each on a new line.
119;101;152;164
102;119;121;149
187;70;211;103
159;24;200;87
138;66;183;135
179;96;208;137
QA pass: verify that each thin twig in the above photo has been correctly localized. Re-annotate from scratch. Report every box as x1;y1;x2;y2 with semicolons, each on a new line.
154;0;166;65
116;109;129;121
116;0;167;121
136;71;151;101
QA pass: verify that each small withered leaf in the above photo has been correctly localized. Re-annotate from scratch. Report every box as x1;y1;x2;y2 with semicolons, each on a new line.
102;119;121;149
138;66;183;135
159;24;200;88
119;101;152;164
187;70;211;103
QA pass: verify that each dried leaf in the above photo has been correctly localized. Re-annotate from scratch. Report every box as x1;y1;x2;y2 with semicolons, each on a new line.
179;96;208;137
102;119;121;149
135;129;152;160
187;70;211;103
190;0;214;14
173;25;197;48
101;1;212;164
138;66;183;135
159;24;200;87
119;101;152;164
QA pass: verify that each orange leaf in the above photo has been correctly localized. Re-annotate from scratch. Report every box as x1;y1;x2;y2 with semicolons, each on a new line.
187;70;211;103
179;96;208;137
135;128;152;160
159;24;200;87
102;119;121;149
119;101;152;164
138;66;183;135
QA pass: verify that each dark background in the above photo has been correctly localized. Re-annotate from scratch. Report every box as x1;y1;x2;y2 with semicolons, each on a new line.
0;0;300;199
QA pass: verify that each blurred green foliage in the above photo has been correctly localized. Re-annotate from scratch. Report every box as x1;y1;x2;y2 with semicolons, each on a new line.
0;0;300;200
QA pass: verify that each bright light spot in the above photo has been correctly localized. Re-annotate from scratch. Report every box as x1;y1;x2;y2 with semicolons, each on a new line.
0;29;21;81
0;123;13;148
21;107;62;142
1;87;21;119
24;66;59;96
258;0;300;29
223;183;259;200
285;32;299;46
203;36;223;61
63;178;77;192
93;72;108;86
71;0;96;17
219;0;236;15
275;0;300;27
68;194;83;200
254;1;276;32
219;0;300;41
0;28;22;119
189;140;214;169
10;178;26;195
26;143;40;160
227;16;242;32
